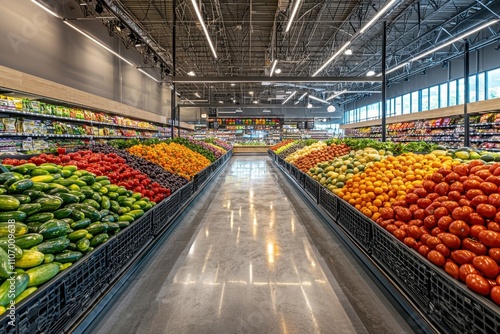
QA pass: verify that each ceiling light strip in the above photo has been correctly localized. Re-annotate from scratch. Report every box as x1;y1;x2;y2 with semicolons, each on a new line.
359;0;398;34
64;21;134;66
326;89;348;101
191;0;218;59
270;60;278;77
138;69;161;83
31;0;61;18
282;91;297;105
308;95;330;105
285;0;302;33
312;42;351;77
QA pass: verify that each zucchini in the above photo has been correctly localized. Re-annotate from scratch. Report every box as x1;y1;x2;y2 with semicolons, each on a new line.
59;262;72;271
26;263;60;287
54;251;82;263
71;218;91;230
14;287;37;304
0;238;23;259
70;209;85;221
22;190;43;200
99;180;111;186
0;248;13;279
26;212;54;224
90;183;102;192
0;211;27;222
58;193;80;204
37;220;69;239
116;187;127;195
90;233;109;247
31;237;70;254
68;230;88;242
98;187;108;194
106;184;119;192
60;218;74;225
0;172;15;184
110;200;120;212
0;222;28;237
118;215;134;222
9;166;28;175
30;175;54;183
43;254;54;264
31;182;50;192
53;208;73;219
15;250;45;268
87;223;108;235
12;194;31;204
60;169;74;178
26;222;41;233
0;273;29;306
117;221;130;229
30;168;49;176
0;195;21;211
134;200;148;209
132;192;142;200
76;238;90;252
99;209;110;217
18;203;41;216
0;188;6;195
74;180;87;187
35;197;62;212
68;184;80;191
85;233;93;240
16;233;43;249
83;199;100;209
17;163;36;171
107;222;120;233
53;178;76;187
128;210;145;219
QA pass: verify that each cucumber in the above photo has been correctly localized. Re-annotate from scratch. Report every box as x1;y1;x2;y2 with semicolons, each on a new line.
83;199;100;209
35;197;63;212
18;203;41;216
68;191;85;202
95;176;108;182
0;238;23;259
60;218;74;225
62;165;77;172
68;230;88;242
116;196;129;203
0;248;13;279
68;184;80;191
14;268;25;274
47;187;69;195
16;233;43;249
106;222;120;233
132;193;142;200
90;183;102;192
108;192;119;200
26;263;60;287
101;196;110;210
37;220;69;239
134;201;148;209
30;168;50;176
31;182;50;192
79;206;101;222
67;243;77;251
117;221;130;229
90;233;109;247
81;189;94;198
17;163;36;171
14;287;37;304
59;262;72;271
43;254;54;264
110;200;120;212
99;209;110;217
39;164;59;173
26;212;54;224
118;215;134;222
70;209;85;221
106;184;119;192
116;187;127;195
47;182;67;190
71;218;91;230
116;207;129;215
54;177;77;187
91;192;102;202
0;222;28;237
0;273;29;306
26;222;41;233
9;166;28;175
22;190;42;200
31;237;70;254
12;194;31;204
87;223;108;235
54;251;82;263
74;180;87;187
79;175;95;185
76;238;90;252
85;233;93;240
15;250;45;269
4;175;22;187
128;210;145;219
53;208;73;219
0;211;27;222
98;186;108;194
0;172;16;184
30;175;54;183
101;215;115;223
58;193;80;204
0;195;21;210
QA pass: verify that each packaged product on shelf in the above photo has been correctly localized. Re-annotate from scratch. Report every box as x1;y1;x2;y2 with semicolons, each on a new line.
0;95;10;108
40;120;52;134
2;117;17;133
98;128;106;136
22;118;37;134
43;104;55;115
22;138;33;151
9;97;22;110
0;138;22;154
84;110;96;121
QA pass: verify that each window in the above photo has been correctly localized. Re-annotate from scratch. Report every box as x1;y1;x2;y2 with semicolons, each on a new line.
440;83;448;108
359;106;367;121
449;80;457;106
411;91;419;112
478;72;486;101
458;78;465;104
349;110;354;123
367;103;379;119
394;96;402;115
469;75;477;103
487;68;500;99
429;85;439;110
421;88;429;111
402;94;411;114
386;99;392;116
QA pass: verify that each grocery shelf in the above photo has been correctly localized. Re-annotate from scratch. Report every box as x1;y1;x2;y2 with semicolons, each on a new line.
0;133;158;139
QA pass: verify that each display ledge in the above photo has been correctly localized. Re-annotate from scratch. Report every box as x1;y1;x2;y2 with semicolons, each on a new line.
470;122;500;127
388;134;461;137
472;139;500;143
0;133;160;139
0;107;160;131
388;139;463;142
471;132;500;135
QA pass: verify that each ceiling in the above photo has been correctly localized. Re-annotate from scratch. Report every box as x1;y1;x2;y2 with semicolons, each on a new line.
69;0;500;111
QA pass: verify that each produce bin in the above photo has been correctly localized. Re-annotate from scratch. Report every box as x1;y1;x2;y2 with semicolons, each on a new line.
180;182;194;205
60;244;109;327
194;167;210;192
319;187;338;219
371;224;431;313
429;268;500;334
337;198;372;251
304;176;320;203
152;192;181;235
107;210;154;280
0;312;16;334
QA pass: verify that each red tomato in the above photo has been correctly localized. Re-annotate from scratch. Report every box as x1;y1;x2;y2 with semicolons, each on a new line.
435;244;451;258
459;264;482;282
428;250;446;267
409;204;420;214
441;201;460;214
485;176;500;187
464;179;482;191
394;221;405;228
432;173;444;184
487;278;498;289
449;220;470;238
421;233;432;245
404;237;418;250
458;198;472;207
477;170;494;181
471;195;489;208
469;213;486;226
394;207;412;222
424;215;437;229
393;229;407;241
452;250;477;265
477;203;497;219
426;193;440;202
418;245;431;257
453;164;469;177
444;260;460;280
408;225;423;240
413;209;425;220
448;191;462;201
423;180;437;193
414;188;428;198
438;167;452;176
470;175;486;183
409;219;423;227
445;172;461;183
480;182;498;195
469;160;485;169
466;274;491;295
491;286;500;305
386;224;398;234
435;182;450;196
470;225;487;239
489;248;500;264
438;233;461;249
434;207;449;220
473;256;500;278
479;230;500;248
460;176;470;183
452;206;473;222
431;227;445;236
435;196;450;203
405;193;419;205
417;198;432;209
379;207;394;220
426;236;442;249
466;189;485;200
488;222;500;232
462;238;488;256
489;193;500;207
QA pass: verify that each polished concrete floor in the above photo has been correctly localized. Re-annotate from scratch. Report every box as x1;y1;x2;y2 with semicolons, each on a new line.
83;157;418;334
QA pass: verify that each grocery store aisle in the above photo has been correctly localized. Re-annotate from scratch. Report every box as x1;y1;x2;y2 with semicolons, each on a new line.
83;157;416;334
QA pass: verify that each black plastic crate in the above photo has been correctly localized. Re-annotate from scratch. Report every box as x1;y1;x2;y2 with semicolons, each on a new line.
107;210;153;280
16;278;64;334
194;167;210;191
371;224;431;313
337;199;372;251
429;268;500;334
0;311;16;334
180;182;193;205
304;176;320;202
60;244;109;323
152;192;181;235
319;187;338;219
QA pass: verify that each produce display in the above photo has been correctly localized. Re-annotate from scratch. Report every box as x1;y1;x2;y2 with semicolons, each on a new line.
270;140;294;151
186;138;225;160
0;161;155;314
205;138;232;151
285;141;327;164
294;143;351;172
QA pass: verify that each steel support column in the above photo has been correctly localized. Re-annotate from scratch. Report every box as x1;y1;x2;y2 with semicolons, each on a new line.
381;21;387;142
171;0;177;139
464;41;470;147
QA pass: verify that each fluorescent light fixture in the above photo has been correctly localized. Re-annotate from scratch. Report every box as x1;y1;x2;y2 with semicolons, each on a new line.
218;111;237;114
307;103;313;109
64;21;134;66
344;49;353;55
249;91;254;96
360;0;398;34
182;99;195;105
387;20;499;74
309;95;329;104
230;83;236;87
195;92;201;98
312;41;351;77
327;105;336;112
190;0;217;59
270;59;278;77
285;0;302;33
187;71;196;76
282;91;297;105
326;89;348;101
218;100;224;104
263;109;271;113
275;68;282;74
31;0;61;18
295;92;308;105
366;70;376;76
138;68;161;83
201;113;207;118
252;100;259;104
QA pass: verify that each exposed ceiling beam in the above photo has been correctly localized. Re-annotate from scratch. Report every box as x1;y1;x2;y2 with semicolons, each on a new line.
173;76;382;83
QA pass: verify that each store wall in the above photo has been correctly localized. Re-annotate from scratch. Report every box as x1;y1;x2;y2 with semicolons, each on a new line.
0;0;170;117
345;43;500;111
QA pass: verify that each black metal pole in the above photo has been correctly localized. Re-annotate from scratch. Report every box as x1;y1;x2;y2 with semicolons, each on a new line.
381;21;387;142
177;105;181;137
464;41;470;147
171;0;176;139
